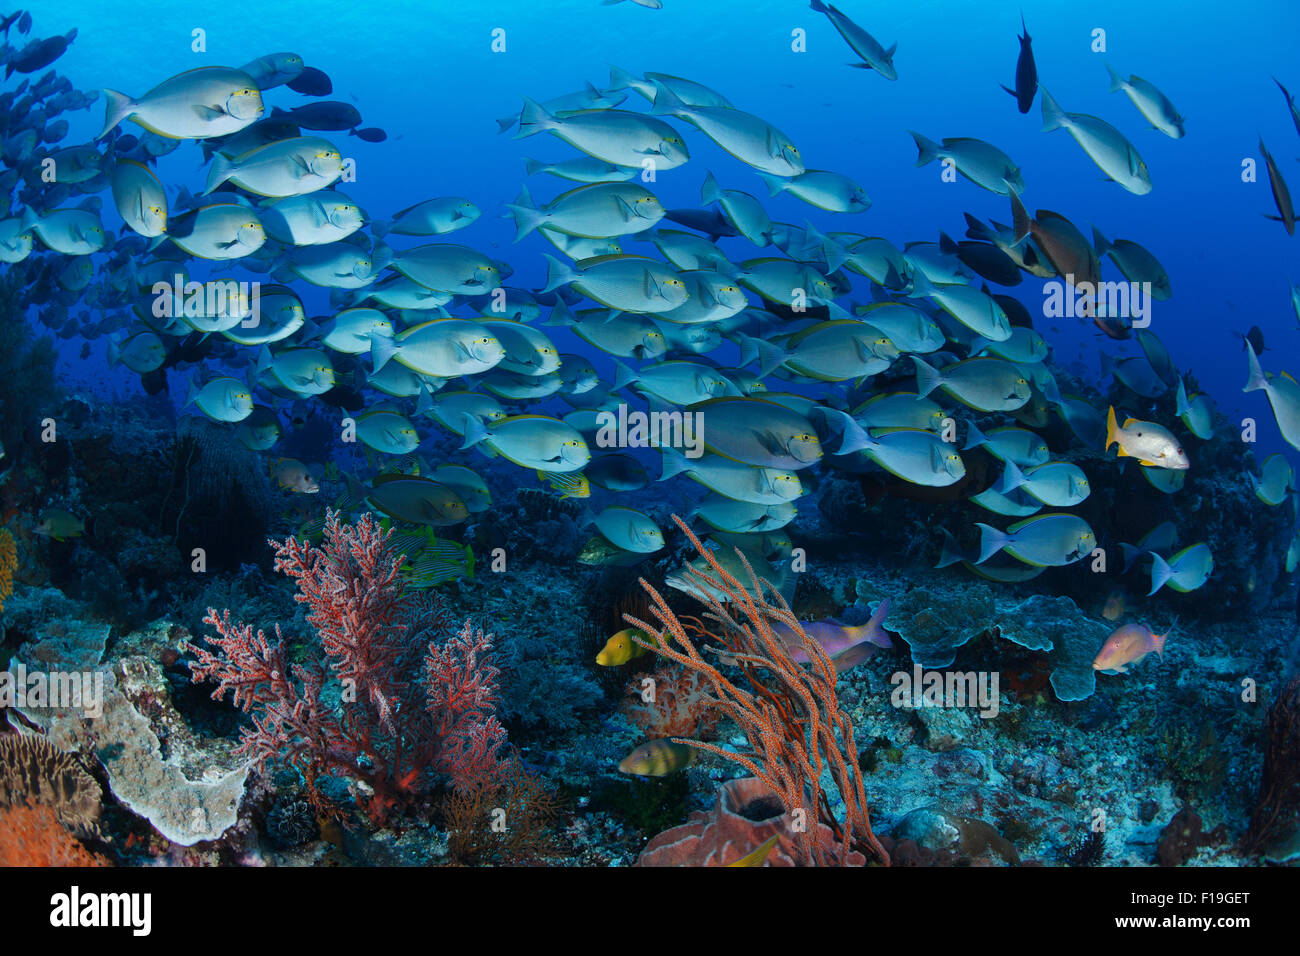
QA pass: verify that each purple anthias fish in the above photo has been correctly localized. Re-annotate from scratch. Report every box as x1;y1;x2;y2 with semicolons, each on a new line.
771;599;893;672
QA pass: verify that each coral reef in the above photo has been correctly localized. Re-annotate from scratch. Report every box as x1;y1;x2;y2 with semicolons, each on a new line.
637;776;842;866
626;516;888;866
0;733;102;838
1244;677;1300;862
189;510;506;823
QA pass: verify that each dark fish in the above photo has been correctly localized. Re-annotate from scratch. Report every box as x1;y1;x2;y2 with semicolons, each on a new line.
1001;13;1036;113
17;10;30;33
5;28;74;78
0;10;21;35
350;126;387;143
1274;77;1300;140
318;385;366;411
274;101;361;131
1240;325;1267;354
938;230;1022;286
663;207;740;239
1259;137;1296;235
287;66;332;96
993;292;1034;330
140;367;168;395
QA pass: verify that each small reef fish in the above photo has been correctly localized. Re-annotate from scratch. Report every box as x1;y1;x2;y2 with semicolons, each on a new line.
1093;622;1170;674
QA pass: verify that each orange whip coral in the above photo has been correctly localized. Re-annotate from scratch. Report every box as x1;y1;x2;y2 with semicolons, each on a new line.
624;515;889;867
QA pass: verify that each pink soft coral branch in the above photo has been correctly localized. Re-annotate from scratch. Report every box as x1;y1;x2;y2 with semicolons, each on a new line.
188;509;507;822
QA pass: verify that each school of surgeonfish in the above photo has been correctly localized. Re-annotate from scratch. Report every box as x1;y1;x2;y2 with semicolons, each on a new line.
5;2;1300;754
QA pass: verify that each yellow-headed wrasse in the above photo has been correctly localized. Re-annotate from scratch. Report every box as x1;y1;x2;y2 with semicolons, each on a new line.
618;739;695;777
1105;407;1188;469
771;599;893;672
1148;543;1214;596
595;627;660;667
1093;622;1171;674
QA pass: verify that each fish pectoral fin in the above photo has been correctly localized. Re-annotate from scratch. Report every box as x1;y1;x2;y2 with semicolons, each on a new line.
192;104;228;120
644;271;663;300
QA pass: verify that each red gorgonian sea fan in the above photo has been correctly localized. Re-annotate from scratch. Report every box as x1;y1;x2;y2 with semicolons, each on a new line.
189;509;507;824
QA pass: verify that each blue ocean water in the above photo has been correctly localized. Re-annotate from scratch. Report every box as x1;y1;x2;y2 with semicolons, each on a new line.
4;0;1300;870
36;0;1300;457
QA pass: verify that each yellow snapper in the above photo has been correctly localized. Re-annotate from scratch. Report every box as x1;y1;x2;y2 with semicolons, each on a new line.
1104;407;1189;469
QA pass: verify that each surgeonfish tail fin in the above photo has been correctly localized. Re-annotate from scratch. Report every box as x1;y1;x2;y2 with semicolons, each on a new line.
974;523;1009;565
1039;87;1066;133
742;334;786;379
515;98;554;139
612;359;639;391
507;198;545;242
1091;225;1110;256
523;157;546;177
996;459;1027;495
370;219;392;239
1243;341;1267;393
756;171;784;197
648;80;688;117
607;65;637;91
460;414;490;451
912;356;943;399
370;333;398;374
98;88;134;140
963;213;992;242
963;419;986;450
909;131;942;168
809;0;830;12
658;447;689;481
541;253;578;295
1105;62;1125;93
1147;552;1174;596
700;170;723;205
936;528;965;568
203;152;235;195
1105;405;1120;452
